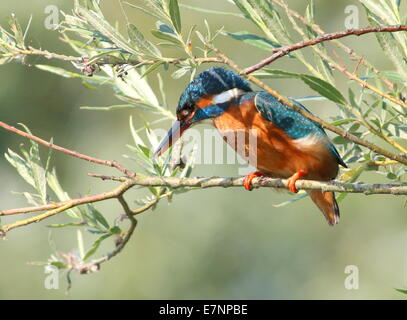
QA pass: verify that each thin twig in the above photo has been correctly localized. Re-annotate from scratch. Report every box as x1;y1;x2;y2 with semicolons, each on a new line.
0;180;136;232
243;24;407;109
0;121;134;177
2;45;79;62
243;25;407;75
90;195;138;264
93;56;223;67
270;0;396;91
8;43;223;68
127;175;407;195
86;195;163;271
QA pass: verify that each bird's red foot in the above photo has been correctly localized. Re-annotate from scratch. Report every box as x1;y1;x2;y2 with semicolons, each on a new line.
243;171;264;191
287;170;308;193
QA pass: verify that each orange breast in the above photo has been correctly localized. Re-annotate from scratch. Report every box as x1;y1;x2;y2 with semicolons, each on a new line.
213;100;338;181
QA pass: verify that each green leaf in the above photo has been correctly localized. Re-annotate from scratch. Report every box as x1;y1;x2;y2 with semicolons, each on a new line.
127;24;161;57
299;75;346;105
253;68;302;79
8;14;24;46
224;31;280;51
254;70;346;105
50;261;69;269
109;226;122;235
36;65;110;84
362;5;407;82
273;192;308;207
361;71;404;83
292;96;327;102
293;96;327;102
332;136;349;145
47;222;85;228
76;6;138;55
87;204;110;230
86;48;122;64
337;164;368;202
140;61;165;78
80;104;134;111
19;192;41;206
396;288;407;294
331;118;356;126
83;233;112;261
5;149;36;188
124;2;162;20
20;125;47;204
47;168;82;219
151;29;179;44
169;0;182;33
180;4;244;18
171;66;190;79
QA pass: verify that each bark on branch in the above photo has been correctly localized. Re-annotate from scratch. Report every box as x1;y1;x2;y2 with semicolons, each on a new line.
1;173;405;233
95;174;407;195
243;24;407;82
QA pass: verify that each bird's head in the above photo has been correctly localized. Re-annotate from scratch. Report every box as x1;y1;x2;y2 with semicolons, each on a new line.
154;67;252;157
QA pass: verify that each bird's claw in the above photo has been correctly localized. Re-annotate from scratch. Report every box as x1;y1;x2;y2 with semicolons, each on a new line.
287;169;308;193
243;171;264;191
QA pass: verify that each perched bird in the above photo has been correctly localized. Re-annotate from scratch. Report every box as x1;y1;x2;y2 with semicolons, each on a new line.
154;67;347;225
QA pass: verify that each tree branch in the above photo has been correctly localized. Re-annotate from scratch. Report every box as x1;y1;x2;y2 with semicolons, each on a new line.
0;179;136;232
1;174;406;233
243;24;406;95
269;0;396;91
118;174;407;195
8;44;223;70
267;17;407;111
0;121;134;177
2;45;79;62
89;195;138;266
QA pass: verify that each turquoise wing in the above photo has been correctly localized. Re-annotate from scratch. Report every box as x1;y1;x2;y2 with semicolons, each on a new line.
254;91;347;168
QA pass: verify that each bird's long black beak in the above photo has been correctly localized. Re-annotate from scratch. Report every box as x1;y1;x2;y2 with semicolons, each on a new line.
153;120;190;157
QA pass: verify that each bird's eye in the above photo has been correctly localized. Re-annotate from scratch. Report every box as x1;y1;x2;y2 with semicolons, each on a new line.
179;102;194;120
180;109;190;118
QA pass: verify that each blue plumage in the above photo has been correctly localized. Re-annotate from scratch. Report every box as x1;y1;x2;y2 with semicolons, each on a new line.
192;103;228;122
177;67;252;114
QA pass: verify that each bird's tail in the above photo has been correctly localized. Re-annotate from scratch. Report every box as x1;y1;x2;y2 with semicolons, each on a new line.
307;190;340;226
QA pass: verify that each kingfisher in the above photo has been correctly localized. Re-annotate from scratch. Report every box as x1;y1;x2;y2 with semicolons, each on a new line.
154;67;347;225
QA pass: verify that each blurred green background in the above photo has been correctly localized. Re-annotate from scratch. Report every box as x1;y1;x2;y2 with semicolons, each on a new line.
1;0;406;299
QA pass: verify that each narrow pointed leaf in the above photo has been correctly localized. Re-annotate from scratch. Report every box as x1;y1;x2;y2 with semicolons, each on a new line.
300;75;346;105
83;233;112;261
225;31;281;51
169;0;182;33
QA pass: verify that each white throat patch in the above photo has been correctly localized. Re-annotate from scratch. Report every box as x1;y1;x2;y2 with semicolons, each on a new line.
294;134;327;149
213;88;245;104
